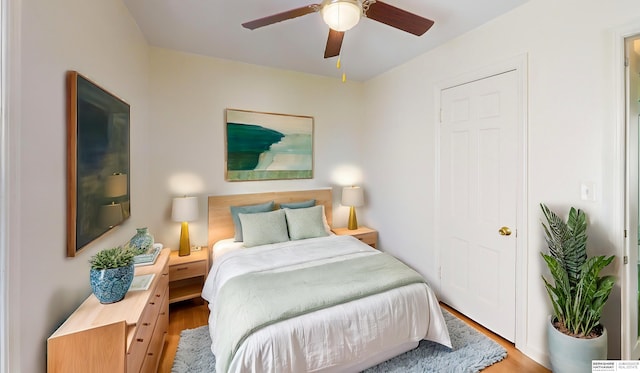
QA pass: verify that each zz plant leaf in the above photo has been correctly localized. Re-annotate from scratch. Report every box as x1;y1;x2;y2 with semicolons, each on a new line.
540;204;615;338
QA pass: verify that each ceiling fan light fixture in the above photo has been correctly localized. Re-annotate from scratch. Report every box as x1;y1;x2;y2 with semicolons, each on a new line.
321;0;362;32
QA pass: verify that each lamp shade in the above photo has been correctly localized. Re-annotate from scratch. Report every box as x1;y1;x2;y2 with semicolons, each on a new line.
321;0;361;32
105;173;127;198
171;196;198;222
341;186;364;207
100;203;123;228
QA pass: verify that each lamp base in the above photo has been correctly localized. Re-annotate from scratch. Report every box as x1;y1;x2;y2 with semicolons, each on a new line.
347;206;358;230
178;221;191;256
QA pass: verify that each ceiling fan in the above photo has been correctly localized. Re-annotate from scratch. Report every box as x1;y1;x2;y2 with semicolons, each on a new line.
242;0;435;59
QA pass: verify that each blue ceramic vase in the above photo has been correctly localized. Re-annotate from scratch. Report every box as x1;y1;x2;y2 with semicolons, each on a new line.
129;227;154;255
89;263;135;304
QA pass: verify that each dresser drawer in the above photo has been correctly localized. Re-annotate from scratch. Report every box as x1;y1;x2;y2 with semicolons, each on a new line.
157;287;169;336
128;272;167;371
140;330;166;373
140;289;169;373
127;327;149;373
153;268;169;303
127;305;156;371
170;260;207;281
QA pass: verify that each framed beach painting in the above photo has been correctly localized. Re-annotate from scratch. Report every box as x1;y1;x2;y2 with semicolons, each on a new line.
225;109;314;181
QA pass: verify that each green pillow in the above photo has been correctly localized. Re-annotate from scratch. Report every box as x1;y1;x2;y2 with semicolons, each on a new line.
279;199;316;209
284;205;330;241
230;201;275;241
239;209;289;248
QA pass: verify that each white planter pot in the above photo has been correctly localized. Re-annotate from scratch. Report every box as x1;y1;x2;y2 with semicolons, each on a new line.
547;316;608;373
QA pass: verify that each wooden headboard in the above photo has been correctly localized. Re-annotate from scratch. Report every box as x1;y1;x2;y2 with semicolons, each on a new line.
207;188;333;248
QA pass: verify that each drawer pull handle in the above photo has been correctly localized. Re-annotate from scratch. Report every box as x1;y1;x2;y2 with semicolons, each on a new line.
147;352;154;356
137;338;144;343
156;293;161;297
176;267;189;271
149;302;155;305
143;322;150;326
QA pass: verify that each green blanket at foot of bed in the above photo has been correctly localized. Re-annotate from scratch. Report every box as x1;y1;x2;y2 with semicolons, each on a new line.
214;252;426;373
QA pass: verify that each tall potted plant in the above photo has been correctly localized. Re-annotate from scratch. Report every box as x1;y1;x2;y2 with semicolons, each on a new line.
89;246;136;304
540;204;616;373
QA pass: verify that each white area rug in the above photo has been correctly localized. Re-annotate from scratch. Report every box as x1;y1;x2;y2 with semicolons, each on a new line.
172;308;507;373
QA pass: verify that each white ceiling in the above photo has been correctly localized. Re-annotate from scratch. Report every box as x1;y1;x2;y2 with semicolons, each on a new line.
123;0;529;81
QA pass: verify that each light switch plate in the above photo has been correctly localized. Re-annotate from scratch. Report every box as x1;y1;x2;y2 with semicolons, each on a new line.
581;183;596;201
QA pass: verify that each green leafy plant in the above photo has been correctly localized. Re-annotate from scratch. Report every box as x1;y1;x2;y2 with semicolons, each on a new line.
540;204;616;338
89;246;136;270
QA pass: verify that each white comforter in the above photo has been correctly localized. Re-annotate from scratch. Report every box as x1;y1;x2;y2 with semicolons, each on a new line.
202;235;452;373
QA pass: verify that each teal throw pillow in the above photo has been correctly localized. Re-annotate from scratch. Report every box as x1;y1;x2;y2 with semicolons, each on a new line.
279;199;316;209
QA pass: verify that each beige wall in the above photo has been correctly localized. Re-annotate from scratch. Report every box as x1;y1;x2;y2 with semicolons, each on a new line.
362;0;640;365
11;0;150;371
146;48;365;248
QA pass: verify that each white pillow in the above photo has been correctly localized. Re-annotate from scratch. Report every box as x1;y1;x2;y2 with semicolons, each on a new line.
284;205;330;241
239;209;289;248
230;200;275;241
212;238;244;259
320;205;332;234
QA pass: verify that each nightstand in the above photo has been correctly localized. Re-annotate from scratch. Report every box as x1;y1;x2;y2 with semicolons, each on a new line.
332;226;378;249
168;248;209;303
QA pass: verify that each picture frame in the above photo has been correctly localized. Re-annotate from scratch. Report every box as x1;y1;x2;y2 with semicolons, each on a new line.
225;109;314;181
67;71;131;257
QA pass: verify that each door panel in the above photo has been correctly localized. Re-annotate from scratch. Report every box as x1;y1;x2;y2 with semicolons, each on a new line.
439;71;518;341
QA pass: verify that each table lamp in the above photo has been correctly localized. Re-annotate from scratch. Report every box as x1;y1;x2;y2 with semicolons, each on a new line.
100;203;123;229
105;173;127;198
341;186;364;230
101;173;127;229
171;196;198;256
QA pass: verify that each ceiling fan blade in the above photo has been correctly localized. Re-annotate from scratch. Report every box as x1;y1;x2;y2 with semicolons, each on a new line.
365;1;434;36
324;29;345;58
242;5;320;30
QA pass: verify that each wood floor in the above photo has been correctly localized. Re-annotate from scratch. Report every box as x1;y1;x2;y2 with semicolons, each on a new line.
440;304;549;373
158;300;550;373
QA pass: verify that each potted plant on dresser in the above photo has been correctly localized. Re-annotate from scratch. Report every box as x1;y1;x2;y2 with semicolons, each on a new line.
89;246;136;304
540;204;616;373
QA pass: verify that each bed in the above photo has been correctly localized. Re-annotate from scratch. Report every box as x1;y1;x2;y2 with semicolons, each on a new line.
202;188;451;372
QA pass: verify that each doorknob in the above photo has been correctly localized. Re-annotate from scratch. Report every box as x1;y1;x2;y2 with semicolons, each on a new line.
498;226;512;236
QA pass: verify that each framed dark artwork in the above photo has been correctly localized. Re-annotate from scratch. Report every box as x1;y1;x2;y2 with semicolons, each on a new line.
67;71;130;257
225;109;314;181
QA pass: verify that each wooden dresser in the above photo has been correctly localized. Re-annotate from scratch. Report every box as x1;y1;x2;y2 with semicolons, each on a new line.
47;248;170;373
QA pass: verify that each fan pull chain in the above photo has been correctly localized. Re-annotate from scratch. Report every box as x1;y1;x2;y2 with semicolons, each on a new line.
337;55;347;83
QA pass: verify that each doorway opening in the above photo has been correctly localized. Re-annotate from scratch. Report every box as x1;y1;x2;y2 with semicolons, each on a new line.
621;32;640;360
